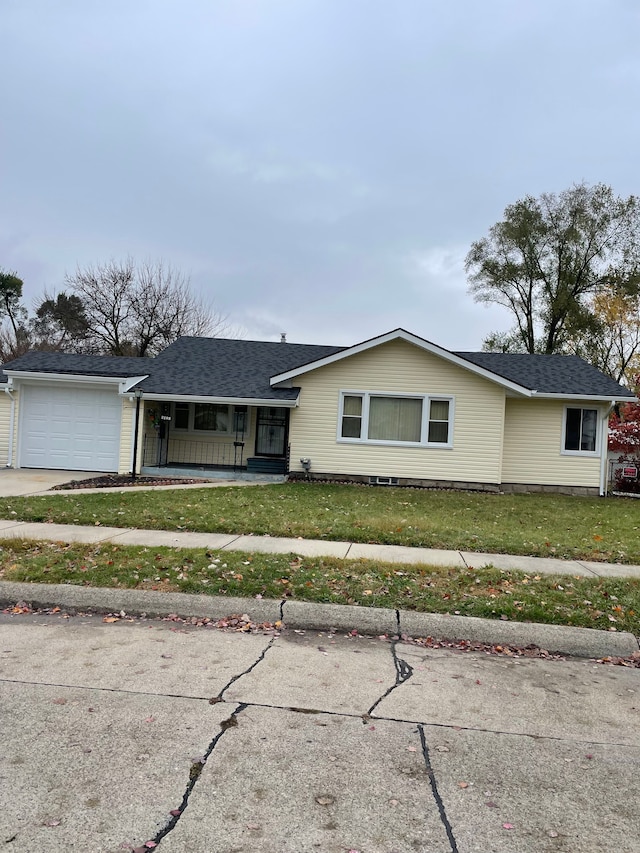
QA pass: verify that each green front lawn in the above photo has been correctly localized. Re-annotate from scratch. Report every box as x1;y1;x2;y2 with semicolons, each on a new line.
2;482;640;562
1;539;638;633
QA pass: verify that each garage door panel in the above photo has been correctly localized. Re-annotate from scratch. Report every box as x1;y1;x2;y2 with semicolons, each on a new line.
20;386;122;472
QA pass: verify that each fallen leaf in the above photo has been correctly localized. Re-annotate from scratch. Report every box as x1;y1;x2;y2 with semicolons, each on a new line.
43;818;61;827
103;616;119;623
458;781;469;789
144;716;156;723
52;698;67;705
502;823;515;830
406;746;418;752
169;809;181;816
485;801;498;808
315;795;335;806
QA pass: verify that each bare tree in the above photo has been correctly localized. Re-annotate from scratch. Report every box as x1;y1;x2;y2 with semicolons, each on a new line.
58;258;228;356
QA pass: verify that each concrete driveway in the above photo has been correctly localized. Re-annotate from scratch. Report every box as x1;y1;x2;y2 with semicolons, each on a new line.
0;468;102;496
1;612;638;853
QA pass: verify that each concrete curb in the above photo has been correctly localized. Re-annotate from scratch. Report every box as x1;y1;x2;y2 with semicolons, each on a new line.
1;580;637;660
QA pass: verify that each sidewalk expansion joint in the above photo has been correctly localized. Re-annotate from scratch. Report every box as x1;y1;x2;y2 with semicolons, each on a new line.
148;702;249;849
418;724;459;853
367;636;414;716
0;676;214;703
218;535;244;550
576;561;603;577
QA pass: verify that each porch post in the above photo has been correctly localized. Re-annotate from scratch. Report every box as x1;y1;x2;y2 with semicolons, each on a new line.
131;389;143;480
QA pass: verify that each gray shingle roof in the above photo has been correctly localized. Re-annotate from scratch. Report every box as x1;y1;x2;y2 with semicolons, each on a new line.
453;351;635;398
1;352;150;378
142;337;345;399
0;336;633;400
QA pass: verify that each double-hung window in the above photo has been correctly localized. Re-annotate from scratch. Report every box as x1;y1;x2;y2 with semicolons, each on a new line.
339;392;453;446
563;407;598;454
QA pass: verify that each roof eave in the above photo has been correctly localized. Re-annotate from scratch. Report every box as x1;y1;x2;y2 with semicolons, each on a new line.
3;370;150;387
139;392;300;407
532;392;636;403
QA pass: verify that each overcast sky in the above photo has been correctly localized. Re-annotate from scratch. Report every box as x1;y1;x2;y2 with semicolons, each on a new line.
2;0;639;348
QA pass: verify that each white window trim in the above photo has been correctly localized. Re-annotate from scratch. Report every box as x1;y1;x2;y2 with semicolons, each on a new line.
561;405;601;457
337;390;454;448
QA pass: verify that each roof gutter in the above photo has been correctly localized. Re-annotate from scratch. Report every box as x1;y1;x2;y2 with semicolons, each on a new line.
532;391;636;403
140;392;300;407
2;370;149;387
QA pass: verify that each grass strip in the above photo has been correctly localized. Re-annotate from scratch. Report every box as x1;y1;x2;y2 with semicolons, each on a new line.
1;539;638;634
2;483;640;563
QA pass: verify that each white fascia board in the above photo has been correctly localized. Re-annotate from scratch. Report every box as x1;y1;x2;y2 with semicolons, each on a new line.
141;392;300;408
3;370;145;387
269;328;532;396
533;392;637;403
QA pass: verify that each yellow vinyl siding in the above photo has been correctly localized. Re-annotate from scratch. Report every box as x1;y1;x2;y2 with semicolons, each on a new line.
0;391;12;467
289;339;505;483
502;398;602;488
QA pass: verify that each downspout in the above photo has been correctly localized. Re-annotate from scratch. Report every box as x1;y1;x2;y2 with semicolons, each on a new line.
4;386;15;468
599;401;616;497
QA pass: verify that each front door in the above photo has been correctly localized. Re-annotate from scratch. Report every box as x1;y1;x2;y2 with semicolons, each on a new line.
255;407;288;457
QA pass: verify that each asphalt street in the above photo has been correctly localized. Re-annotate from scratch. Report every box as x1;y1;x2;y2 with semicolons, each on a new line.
1;611;638;853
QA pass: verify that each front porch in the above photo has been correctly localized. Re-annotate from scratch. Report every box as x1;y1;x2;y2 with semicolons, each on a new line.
140;401;290;475
140;462;287;483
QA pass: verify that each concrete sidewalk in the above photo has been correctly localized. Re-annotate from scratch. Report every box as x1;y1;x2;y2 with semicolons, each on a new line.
1;516;639;660
0;516;639;580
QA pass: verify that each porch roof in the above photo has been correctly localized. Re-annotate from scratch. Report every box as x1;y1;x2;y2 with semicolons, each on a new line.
133;337;345;401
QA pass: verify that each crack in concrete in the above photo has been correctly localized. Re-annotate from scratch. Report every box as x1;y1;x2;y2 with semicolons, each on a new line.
150;702;249;849
367;636;414;716
132;637;275;847
216;635;277;700
418;724;459;853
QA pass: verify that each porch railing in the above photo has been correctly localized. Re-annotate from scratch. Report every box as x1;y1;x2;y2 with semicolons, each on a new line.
142;435;246;469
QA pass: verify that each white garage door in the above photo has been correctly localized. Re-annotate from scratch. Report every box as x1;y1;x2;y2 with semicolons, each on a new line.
20;385;122;472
